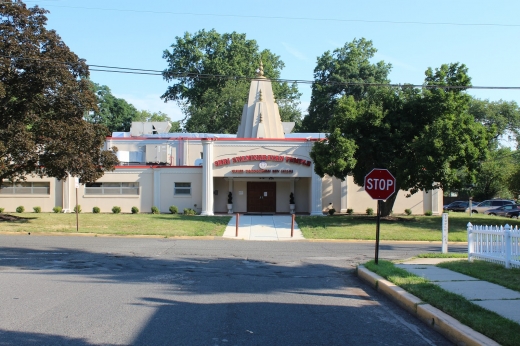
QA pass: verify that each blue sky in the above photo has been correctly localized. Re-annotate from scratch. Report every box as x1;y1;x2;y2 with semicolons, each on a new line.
29;0;520;123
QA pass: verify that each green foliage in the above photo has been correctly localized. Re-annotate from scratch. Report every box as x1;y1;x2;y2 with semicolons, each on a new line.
289;192;295;204
73;205;81;213
183;208;196;215
366;208;374;216
112;206;121;214
404;209;412;216
0;208;4;213
0;3;119;183
227;192;233;204
33;206;41;213
53;206;62;213
310;53;490;217
131;206;139;214
169;205;178;214
424;210;433;216
472;147;516;200
346;208;354;215
16;206;24;213
151;206;160;214
328;208;336;215
302;38;392;132
161;29;301;133
92;206;101;214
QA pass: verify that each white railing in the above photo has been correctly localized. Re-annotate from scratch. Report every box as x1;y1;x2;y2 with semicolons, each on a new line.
467;223;520;269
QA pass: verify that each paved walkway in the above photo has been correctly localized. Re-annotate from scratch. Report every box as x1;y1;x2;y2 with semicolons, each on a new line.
222;215;305;241
396;259;520;324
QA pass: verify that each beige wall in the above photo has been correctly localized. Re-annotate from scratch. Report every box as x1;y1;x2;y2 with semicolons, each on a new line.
158;168;203;214
0;177;58;213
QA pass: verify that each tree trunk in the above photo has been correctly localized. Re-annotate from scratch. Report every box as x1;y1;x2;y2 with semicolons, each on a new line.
381;189;399;217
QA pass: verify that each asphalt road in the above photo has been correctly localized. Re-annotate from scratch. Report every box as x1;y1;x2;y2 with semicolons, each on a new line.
0;235;464;345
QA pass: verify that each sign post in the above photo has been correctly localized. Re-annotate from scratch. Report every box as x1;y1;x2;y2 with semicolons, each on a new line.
442;213;449;253
74;177;79;232
364;169;396;265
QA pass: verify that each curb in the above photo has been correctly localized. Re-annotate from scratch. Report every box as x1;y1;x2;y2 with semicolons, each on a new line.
357;265;499;346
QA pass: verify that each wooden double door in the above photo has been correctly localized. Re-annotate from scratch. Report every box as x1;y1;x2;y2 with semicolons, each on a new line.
247;182;276;213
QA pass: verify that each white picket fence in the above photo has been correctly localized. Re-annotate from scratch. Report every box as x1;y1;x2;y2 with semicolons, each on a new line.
467;223;520;269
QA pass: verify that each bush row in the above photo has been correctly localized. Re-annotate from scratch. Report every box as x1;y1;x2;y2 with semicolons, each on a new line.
2;205;197;214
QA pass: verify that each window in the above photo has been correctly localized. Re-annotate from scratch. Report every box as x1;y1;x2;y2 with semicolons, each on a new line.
85;182;139;195
0;181;50;195
174;182;191;195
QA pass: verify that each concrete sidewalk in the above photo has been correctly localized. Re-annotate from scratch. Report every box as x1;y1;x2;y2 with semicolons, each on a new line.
396;259;520;324
222;215;305;241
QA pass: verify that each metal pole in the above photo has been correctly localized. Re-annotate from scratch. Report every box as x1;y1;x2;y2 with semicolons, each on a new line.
291;213;295;237
75;187;79;232
235;213;239;237
375;200;381;264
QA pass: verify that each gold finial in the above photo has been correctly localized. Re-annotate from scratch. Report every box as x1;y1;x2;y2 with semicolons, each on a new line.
259;89;263;101
256;60;265;78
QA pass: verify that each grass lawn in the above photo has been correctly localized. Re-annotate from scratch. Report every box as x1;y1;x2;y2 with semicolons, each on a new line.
0;212;232;237
296;212;520;241
438;260;520;293
364;260;520;346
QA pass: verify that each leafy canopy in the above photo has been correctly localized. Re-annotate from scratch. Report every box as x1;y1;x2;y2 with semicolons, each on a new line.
302;38;391;132
0;1;118;182
311;56;490;216
161;29;301;134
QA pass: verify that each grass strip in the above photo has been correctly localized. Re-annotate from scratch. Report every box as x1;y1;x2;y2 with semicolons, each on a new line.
297;212;520;241
0;213;231;237
438;260;520;293
364;260;520;346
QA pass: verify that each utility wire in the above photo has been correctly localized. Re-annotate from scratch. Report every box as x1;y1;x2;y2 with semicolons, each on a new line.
3;54;520;90
16;2;520;28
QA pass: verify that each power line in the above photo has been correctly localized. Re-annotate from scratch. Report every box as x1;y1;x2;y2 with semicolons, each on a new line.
3;54;520;90
18;2;520;28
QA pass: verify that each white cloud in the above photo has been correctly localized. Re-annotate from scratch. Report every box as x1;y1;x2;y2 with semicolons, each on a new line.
114;93;184;122
281;42;308;61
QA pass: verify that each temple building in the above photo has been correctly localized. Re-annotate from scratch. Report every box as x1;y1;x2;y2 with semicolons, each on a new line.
0;66;442;215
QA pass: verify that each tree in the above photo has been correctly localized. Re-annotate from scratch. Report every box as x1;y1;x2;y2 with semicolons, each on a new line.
134;110;182;132
301;38;392;132
310;61;490;216
472;147;515;200
162;29;301;134
85;82;138;133
0;1;118;183
468;98;520;148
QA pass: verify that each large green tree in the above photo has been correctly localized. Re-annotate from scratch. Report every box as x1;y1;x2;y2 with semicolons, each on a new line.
162;29;301;134
311;62;490;216
134;110;181;132
85;82;138;133
301;38;392;132
0;1;118;183
468;98;520;147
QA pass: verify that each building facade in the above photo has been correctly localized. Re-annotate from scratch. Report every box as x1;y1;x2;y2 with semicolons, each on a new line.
0;69;442;215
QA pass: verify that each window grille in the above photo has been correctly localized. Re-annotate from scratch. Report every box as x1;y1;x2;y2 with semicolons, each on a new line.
0;181;50;195
85;182;139;195
174;182;191;195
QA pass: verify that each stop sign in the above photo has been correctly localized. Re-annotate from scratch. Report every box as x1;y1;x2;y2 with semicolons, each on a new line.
364;168;396;200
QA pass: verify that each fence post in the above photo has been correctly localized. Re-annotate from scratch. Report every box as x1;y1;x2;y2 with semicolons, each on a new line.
291;213;295;237
505;224;511;269
467;222;473;262
236;213;240;238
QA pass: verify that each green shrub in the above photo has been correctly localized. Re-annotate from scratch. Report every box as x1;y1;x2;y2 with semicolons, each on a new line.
53;206;62;213
346;208;354;215
151;206;160;214
92;206;100;214
183;208;196;215
0;207;4;213
73;205;81;213
131;206;139;214
112;206;121;214
16;206;24;213
366;208;374;215
169;205;178;214
424;210;433;216
404;208;412;216
328;208;336;215
33;206;41;213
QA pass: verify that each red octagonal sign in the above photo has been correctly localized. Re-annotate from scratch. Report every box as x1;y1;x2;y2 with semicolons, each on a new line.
364;168;396;200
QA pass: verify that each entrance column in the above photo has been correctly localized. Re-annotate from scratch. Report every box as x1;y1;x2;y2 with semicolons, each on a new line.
201;138;215;216
310;171;324;216
340;179;348;213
